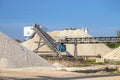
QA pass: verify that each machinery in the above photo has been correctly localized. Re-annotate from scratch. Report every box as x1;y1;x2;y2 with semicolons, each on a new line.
33;24;66;57
24;24;120;58
24;25;47;40
24;24;66;54
57;43;66;52
24;26;35;40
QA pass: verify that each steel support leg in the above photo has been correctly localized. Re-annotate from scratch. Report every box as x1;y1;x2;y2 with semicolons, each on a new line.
74;40;78;59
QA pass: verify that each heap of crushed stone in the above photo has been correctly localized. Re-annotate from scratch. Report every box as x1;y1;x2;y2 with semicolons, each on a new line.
0;32;53;69
103;46;120;61
21;30;112;57
58;29;91;38
66;44;112;57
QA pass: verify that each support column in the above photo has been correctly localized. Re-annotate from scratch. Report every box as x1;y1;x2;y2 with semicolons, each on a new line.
33;38;42;53
74;39;78;59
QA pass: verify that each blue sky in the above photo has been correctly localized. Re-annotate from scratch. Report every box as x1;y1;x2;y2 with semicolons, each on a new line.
0;0;120;41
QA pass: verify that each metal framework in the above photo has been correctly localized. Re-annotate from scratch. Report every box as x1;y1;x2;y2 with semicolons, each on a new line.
33;24;120;58
58;37;120;44
33;24;62;57
58;37;120;58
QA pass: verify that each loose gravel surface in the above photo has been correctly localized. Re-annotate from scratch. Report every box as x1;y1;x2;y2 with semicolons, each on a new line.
0;70;120;80
0;32;53;69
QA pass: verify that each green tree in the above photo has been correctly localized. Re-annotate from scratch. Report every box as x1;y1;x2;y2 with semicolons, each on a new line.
106;29;120;48
117;29;120;37
65;27;77;30
65;28;69;30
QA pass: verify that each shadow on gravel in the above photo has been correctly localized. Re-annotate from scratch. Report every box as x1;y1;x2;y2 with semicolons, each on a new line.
0;74;120;80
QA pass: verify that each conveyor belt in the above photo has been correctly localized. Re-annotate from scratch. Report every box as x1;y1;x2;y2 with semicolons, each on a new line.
58;37;120;44
33;24;62;57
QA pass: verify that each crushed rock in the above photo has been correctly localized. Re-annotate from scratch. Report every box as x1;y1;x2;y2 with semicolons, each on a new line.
104;46;120;61
0;32;54;69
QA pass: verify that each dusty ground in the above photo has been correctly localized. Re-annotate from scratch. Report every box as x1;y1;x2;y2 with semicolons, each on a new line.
0;70;120;80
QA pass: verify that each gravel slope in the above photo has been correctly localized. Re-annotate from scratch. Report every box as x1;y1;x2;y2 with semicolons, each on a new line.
104;46;120;61
0;32;53;69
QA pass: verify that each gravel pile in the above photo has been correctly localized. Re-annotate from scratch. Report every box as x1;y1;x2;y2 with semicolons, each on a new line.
104;46;120;61
21;34;51;53
58;29;91;38
0;32;53;69
66;44;112;57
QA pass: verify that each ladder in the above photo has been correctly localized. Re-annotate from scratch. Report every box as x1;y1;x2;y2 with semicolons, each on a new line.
33;24;62;57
